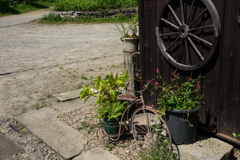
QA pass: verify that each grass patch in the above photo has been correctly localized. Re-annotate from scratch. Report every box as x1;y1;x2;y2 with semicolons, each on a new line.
54;0;138;11
0;0;55;17
39;13;133;24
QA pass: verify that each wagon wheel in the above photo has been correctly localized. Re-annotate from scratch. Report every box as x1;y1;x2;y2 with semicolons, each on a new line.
131;108;172;158
156;0;221;71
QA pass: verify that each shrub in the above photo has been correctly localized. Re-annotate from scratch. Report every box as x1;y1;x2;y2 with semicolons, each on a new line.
0;0;13;7
54;0;138;11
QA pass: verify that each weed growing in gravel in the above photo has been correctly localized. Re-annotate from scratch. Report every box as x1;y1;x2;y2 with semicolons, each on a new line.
21;129;27;134
77;121;100;134
38;139;43;144
56;99;60;102
81;76;88;80
108;143;114;151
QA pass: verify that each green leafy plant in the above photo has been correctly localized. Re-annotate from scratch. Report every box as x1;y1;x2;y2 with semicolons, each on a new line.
233;133;240;157
95;101;127;121
108;143;114;151
136;69;204;112
80;70;129;106
21;129;27;134
114;14;139;42
140;137;176;160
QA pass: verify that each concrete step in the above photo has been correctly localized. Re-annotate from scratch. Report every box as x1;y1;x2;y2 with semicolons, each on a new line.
173;135;234;160
73;147;119;160
14;107;87;159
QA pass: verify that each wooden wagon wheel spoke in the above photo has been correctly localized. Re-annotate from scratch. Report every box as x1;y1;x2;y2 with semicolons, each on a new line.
161;18;179;30
166;36;180;52
157;0;220;71
160;32;179;37
189;25;213;31
168;4;182;26
184;39;191;65
187;37;204;61
187;0;195;24
189;33;212;46
189;8;208;27
180;0;185;24
176;39;183;62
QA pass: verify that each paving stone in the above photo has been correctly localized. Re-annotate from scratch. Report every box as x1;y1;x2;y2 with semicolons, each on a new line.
14;107;87;160
173;136;234;160
51;97;97;113
53;88;97;102
73;147;119;160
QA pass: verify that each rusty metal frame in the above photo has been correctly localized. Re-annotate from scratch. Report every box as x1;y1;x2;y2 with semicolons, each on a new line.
96;88;173;158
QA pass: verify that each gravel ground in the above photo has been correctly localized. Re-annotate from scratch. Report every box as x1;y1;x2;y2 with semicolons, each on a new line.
57;104;141;160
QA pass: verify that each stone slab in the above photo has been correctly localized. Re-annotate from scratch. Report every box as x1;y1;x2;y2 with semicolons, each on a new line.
53;88;98;102
173;136;233;160
0;134;25;159
14;107;87;160
51;97;97;113
73;147;119;160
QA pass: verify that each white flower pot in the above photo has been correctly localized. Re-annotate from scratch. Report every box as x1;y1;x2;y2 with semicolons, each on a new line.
124;38;139;52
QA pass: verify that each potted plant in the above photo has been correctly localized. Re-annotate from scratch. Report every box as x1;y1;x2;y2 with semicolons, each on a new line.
95;100;127;134
136;69;205;144
115;14;139;52
80;71;129;134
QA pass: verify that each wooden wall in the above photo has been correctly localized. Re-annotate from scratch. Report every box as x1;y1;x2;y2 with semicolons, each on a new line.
138;0;240;138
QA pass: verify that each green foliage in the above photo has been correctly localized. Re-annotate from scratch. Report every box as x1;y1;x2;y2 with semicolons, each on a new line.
38;139;43;144
0;0;13;7
77;121;100;134
232;133;240;157
54;0;138;11
80;70;128;106
136;69;204;111
140;137;176;160
21;129;27;133
40;13;132;24
114;14;139;42
95;101;127;121
0;0;55;16
108;143;114;151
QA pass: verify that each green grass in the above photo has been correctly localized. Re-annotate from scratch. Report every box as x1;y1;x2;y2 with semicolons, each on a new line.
54;0;138;11
0;0;55;17
39;13;133;24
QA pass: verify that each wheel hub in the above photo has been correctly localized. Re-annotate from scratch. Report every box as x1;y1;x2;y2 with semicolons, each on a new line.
178;24;189;39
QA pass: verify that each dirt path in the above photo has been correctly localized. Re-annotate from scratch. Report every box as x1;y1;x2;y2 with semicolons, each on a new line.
0;8;53;28
0;14;125;119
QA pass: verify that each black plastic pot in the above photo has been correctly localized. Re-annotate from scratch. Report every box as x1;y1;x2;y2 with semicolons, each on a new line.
165;105;202;145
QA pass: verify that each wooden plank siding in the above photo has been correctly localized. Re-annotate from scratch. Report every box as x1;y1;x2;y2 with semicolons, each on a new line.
220;0;240;136
138;0;240;139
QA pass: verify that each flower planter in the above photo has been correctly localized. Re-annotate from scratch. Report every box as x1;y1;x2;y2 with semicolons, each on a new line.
124;38;139;52
165;105;202;145
103;119;119;135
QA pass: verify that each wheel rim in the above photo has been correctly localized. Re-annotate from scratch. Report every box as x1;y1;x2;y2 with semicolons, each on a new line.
156;0;221;71
131;108;172;158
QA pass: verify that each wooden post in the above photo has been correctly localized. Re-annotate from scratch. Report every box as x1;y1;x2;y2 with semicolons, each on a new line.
123;51;140;95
